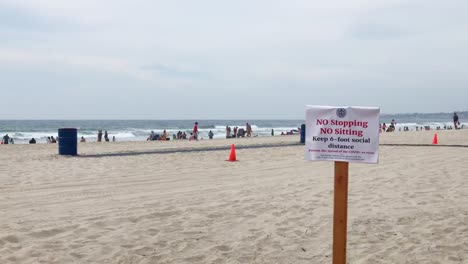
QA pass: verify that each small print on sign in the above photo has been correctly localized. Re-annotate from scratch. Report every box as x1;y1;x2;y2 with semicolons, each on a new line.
305;105;380;164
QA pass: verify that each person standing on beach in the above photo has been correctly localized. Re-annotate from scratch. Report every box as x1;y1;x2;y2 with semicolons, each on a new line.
2;134;9;144
98;129;102;142
208;130;214;139
104;131;109;142
246;123;252;137
453;112;459;129
193;122;199;140
271;129;274;136
388;119;396;132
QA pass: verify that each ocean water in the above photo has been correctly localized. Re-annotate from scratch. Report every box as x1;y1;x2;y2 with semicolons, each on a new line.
0;112;466;144
0;120;303;144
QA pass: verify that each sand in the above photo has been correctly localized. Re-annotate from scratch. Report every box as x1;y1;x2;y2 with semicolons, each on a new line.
1;130;468;263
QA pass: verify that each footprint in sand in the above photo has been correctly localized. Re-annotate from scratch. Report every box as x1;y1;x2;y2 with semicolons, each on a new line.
28;228;65;238
213;245;231;252
184;255;206;262
2;235;19;244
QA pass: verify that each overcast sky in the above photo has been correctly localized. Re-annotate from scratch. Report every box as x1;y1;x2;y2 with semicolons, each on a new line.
1;0;467;119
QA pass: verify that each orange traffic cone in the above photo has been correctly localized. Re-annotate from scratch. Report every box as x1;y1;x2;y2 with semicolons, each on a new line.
432;133;438;144
227;144;237;162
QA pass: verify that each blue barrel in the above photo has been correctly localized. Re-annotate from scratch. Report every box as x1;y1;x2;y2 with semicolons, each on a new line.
58;128;78;155
300;124;306;144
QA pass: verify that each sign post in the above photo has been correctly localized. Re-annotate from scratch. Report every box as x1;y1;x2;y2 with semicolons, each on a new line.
333;161;348;264
305;105;379;264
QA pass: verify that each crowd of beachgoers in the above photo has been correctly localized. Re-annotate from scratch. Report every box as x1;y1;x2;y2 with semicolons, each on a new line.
381;113;463;133
1;121;298;145
1;113;464;145
145;122;299;141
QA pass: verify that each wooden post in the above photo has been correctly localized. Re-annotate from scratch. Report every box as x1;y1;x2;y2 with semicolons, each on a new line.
333;161;349;264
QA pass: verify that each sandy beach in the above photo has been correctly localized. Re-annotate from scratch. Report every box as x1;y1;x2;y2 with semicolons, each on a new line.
1;130;468;264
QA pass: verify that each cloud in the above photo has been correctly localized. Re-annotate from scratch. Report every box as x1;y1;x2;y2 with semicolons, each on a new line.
0;49;158;81
142;64;207;79
0;0;468;118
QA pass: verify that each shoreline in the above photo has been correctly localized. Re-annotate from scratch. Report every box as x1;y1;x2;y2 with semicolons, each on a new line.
2;119;467;145
2;127;468;147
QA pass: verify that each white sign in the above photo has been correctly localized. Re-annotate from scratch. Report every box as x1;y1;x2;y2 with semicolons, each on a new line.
305;105;380;164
